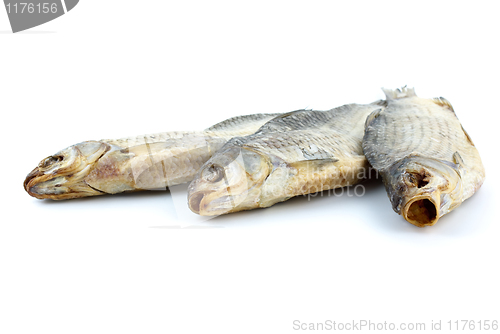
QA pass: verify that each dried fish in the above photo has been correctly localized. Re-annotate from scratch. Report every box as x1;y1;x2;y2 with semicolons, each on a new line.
24;113;279;200
188;104;381;216
362;88;485;227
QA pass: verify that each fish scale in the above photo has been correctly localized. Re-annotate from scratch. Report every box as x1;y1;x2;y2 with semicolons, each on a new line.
366;103;476;171
103;113;281;148
363;87;485;227
188;103;381;216
24;113;280;199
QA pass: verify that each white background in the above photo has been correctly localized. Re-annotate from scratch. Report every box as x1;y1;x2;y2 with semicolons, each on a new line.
1;1;499;333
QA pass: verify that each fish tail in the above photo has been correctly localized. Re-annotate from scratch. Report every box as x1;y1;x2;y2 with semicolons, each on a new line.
382;86;416;100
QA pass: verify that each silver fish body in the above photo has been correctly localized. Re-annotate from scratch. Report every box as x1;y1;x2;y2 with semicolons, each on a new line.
24;113;280;200
188;103;382;216
362;88;485;227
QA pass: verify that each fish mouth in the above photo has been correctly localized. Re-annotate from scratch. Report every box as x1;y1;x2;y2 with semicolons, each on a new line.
23;167;81;200
402;194;440;227
188;191;236;216
24;141;112;200
24;168;104;200
24;167;43;198
188;191;205;214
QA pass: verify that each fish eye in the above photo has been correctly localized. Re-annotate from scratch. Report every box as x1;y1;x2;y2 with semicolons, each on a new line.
404;171;429;188
39;155;63;169
204;164;225;183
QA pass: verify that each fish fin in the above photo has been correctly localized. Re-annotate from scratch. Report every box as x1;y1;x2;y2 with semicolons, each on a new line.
364;108;383;128
382;86;416;100
289;158;339;171
453;152;468;175
287;144;339;165
295;142;339;161
453;152;465;166
460;125;475;146
432;97;455;113
269;109;309;120
256;109;322;133
206;113;279;132
371;99;388;107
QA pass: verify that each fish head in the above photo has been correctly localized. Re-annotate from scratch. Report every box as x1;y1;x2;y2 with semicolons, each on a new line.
386;155;463;227
188;146;272;216
24;141;111;200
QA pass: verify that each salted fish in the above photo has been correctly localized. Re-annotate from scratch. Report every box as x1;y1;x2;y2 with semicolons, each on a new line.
24;113;279;200
188;103;382;216
362;87;485;227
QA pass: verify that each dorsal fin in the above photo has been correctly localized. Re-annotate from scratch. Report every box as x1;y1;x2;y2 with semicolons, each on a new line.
371;99;387;107
206;113;279;132
268;109;309;120
382;86;416;100
432;97;455;113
